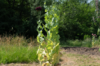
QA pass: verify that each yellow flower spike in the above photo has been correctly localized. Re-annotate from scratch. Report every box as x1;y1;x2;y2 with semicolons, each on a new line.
92;42;94;46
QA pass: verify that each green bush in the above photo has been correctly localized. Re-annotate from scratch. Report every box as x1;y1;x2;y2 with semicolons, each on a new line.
60;38;92;48
84;35;91;40
58;0;95;40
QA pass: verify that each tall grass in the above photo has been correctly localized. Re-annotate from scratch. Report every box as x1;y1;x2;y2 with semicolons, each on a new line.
0;36;39;64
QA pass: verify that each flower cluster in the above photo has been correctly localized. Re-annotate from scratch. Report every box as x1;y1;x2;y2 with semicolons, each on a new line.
35;6;42;11
92;33;97;37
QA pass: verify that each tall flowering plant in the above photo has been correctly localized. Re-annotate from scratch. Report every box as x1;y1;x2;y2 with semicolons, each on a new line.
36;2;61;66
97;28;100;41
92;33;97;46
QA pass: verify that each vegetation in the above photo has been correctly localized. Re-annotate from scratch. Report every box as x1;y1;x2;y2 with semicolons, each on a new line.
0;0;100;65
60;38;100;48
0;0;44;38
58;0;95;40
0;36;100;65
0;0;99;40
0;36;38;64
36;2;61;65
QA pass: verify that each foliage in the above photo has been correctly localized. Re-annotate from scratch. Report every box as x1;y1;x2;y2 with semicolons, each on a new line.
0;0;99;41
92;33;97;46
84;34;91;40
0;36;38;64
0;0;45;38
58;0;95;40
60;38;92;48
0;45;38;64
36;2;61;66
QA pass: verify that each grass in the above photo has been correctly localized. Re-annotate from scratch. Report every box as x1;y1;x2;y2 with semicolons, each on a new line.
0;36;39;64
0;35;100;65
60;38;100;48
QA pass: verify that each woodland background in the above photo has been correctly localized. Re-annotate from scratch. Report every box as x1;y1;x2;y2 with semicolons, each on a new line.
0;0;99;40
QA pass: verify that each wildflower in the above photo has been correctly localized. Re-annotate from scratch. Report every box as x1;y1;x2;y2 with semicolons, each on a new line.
92;33;97;37
35;6;42;11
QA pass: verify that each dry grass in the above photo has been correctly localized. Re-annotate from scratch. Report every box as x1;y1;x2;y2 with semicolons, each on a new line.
0;35;39;46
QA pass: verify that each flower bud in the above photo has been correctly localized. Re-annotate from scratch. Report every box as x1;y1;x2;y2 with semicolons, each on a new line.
35;6;42;11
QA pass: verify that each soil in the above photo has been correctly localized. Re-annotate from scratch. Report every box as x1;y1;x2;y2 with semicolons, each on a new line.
1;47;100;66
61;47;100;56
60;47;100;66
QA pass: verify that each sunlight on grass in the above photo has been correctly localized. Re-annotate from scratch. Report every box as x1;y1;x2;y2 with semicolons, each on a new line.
0;36;39;64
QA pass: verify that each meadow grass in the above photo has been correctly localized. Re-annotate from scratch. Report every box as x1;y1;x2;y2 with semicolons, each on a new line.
0;36;39;64
60;38;100;48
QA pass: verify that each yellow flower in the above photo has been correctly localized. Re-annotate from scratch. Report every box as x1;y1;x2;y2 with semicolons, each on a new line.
92;42;94;46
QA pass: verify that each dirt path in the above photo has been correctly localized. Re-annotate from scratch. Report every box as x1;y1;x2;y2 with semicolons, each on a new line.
60;47;100;66
1;47;100;66
62;47;100;56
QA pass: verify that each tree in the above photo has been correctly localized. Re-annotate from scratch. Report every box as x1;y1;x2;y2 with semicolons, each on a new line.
58;0;95;39
0;0;45;38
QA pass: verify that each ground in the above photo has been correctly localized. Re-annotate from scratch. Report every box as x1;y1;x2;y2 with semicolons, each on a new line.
60;47;100;66
1;47;100;66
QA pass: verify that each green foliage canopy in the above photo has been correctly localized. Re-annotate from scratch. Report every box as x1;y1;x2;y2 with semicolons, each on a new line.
58;0;95;39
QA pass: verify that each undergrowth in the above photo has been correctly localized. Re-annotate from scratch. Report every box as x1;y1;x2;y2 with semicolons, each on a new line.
60;38;100;48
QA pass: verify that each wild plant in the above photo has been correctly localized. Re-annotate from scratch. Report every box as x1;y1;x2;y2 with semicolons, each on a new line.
92;33;97;46
36;2;61;66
